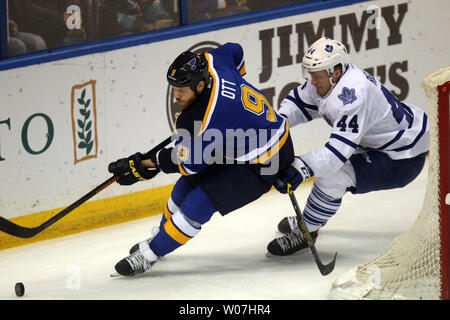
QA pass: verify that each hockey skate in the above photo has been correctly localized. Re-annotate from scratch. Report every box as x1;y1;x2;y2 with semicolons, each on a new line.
267;230;318;256
114;240;159;276
129;226;160;254
277;216;299;234
278;216;327;234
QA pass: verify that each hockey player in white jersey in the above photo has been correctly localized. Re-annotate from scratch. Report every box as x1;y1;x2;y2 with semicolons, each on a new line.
267;37;429;256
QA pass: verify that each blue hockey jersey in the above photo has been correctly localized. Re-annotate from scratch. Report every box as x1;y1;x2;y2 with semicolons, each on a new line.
158;42;290;176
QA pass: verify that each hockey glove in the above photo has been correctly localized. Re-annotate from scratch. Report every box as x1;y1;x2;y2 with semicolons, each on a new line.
108;152;160;186
275;157;314;194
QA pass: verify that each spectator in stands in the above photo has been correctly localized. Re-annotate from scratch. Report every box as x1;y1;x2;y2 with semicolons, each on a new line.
8;19;47;57
8;0;86;49
115;0;174;34
139;0;174;30
189;0;249;23
96;0;121;39
188;0;219;22
216;0;250;17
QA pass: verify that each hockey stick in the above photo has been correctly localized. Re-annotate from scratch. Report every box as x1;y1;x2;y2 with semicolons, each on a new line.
286;183;337;276
0;136;173;239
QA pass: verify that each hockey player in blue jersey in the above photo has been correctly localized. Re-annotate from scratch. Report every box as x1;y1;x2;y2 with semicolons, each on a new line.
108;42;294;276
266;37;429;256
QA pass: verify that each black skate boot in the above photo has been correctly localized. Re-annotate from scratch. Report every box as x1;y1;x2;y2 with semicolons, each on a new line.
267;230;318;256
115;241;158;276
277;216;298;234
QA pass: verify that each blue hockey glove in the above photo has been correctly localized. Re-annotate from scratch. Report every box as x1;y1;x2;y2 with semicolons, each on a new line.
275;157;314;194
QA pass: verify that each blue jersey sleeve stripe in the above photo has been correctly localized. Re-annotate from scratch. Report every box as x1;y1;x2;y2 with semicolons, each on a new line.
293;88;318;110
285;95;313;121
402;104;414;129
325;143;347;163
330;133;358;149
375;130;405;150
393;113;428;152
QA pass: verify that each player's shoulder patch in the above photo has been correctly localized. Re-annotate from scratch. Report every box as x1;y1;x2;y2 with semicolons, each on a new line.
338;87;357;105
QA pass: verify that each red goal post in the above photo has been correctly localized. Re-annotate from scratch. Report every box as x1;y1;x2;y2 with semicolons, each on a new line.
438;78;450;300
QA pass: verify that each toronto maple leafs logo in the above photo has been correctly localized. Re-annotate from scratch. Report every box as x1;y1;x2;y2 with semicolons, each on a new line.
325;44;333;53
338;87;357;105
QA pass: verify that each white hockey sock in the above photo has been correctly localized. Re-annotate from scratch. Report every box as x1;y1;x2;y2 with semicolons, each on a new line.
303;185;342;232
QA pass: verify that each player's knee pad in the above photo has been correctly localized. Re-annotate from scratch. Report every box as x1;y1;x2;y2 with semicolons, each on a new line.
314;161;356;199
160;176;195;226
180;186;217;225
171;176;194;206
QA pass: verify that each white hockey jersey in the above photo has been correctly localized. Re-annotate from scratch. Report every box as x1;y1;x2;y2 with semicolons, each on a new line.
278;64;429;178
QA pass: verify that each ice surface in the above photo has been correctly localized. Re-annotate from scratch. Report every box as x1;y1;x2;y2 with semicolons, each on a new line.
0;165;427;300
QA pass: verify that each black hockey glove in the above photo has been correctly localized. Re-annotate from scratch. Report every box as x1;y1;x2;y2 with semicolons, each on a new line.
275;157;314;194
108;152;160;186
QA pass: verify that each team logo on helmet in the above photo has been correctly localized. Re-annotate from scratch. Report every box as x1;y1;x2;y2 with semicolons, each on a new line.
165;41;221;132
325;44;334;53
171;69;176;76
188;58;197;70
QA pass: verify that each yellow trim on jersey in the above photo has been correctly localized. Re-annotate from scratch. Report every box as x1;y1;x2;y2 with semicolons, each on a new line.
255;121;290;164
177;161;190;176
239;63;246;76
199;53;218;136
164;218;191;244
163;203;173;221
174;112;181;133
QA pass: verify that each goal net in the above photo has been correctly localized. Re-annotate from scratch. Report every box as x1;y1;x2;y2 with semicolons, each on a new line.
330;66;450;300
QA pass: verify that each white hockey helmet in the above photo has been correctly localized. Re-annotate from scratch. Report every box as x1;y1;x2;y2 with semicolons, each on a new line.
302;37;349;81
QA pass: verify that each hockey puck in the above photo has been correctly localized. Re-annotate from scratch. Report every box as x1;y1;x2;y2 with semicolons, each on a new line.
15;282;25;297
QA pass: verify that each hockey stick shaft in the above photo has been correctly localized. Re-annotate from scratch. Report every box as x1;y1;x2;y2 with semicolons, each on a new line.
286;183;337;276
0;135;173;239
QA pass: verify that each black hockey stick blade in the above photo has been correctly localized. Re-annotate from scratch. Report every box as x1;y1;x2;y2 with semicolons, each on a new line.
310;245;338;276
0;175;120;238
0;217;41;239
286;183;338;276
0;135;174;239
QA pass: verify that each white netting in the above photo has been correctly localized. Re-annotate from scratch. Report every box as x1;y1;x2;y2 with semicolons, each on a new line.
330;66;450;300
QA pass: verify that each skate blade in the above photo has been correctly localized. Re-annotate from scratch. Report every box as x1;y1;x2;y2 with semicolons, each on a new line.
110;272;122;278
265;249;309;258
110;271;147;277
